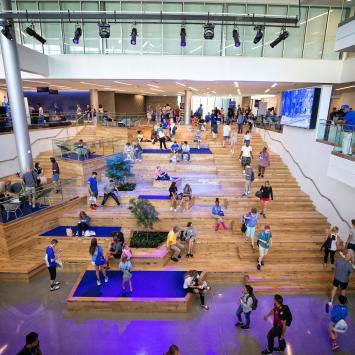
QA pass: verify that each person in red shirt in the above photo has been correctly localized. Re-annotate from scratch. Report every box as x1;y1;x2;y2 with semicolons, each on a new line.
262;294;287;354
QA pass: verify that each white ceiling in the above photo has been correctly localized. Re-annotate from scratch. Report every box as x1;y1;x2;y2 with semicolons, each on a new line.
1;79;354;96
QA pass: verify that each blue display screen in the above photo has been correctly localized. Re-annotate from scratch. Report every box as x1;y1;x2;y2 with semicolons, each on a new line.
280;88;316;128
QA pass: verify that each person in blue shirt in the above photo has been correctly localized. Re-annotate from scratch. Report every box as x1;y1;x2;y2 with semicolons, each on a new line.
339;105;355;155
87;171;98;210
243;208;258;248
45;239;61;291
205;112;211;123
89;238;108;286
328;295;348;351
170;141;180;162
257;225;273;270
195;104;203;118
211;198;227;232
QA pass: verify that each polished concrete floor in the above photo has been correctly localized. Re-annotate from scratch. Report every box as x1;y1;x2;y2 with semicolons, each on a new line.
0;271;355;355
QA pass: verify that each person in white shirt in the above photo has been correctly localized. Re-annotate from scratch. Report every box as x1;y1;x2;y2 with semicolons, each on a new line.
244;130;251;144
183;270;210;310
239;141;253;174
158;128;167;150
181;141;191;161
222;122;231;147
124;142;134;161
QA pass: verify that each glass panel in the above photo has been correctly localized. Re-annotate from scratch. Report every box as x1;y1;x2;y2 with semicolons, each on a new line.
17;1;43;52
122;2;142;54
141;2;161;55
243;5;266;57
203;4;223;56
39;2;62;55
283;6;307;59
303;7;328;59
105;2;122;54
163;3;182;55
263;6;288;58
323;8;342;60
225;5;245;57
61;2;84;54
82;2;101;54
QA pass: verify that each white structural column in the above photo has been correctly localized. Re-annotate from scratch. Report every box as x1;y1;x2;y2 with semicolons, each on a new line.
90;89;99;110
184;90;192;125
0;0;33;173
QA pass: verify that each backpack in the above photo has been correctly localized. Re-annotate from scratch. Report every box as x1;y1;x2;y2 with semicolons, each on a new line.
247;294;258;310
282;305;293;327
250;171;255;182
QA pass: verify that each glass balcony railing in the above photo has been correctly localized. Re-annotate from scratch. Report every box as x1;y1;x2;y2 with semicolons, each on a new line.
317;119;355;158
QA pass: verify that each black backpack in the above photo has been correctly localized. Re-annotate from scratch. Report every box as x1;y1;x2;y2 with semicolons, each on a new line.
282;305;293;327
247;294;258;310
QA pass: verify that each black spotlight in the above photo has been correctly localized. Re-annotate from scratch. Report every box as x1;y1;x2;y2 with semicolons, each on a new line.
204;23;215;40
99;22;110;39
1;22;13;40
130;27;137;45
72;25;82;45
253;25;264;44
25;25;46;44
270;28;289;48
232;29;240;47
180;27;186;47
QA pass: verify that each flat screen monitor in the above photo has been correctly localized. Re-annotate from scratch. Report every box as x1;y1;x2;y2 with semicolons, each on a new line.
280;87;321;129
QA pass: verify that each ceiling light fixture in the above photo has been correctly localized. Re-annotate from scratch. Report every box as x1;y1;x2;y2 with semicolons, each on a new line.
232;29;240;47
176;82;186;87
114;81;132;85
147;84;160;88
180;27;186;47
335;84;355;91
73;25;82;44
204;23;215;40
253;25;264;44
270;27;289;48
25;24;46;44
234;82;239;88
265;89;270;93
271;83;278;88
99;22;110;39
188;86;198;91
1;21;13;40
130;27;137;45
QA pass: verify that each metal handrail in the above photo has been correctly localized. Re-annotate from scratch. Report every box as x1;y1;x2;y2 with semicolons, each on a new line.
262;129;351;229
0;122;84;164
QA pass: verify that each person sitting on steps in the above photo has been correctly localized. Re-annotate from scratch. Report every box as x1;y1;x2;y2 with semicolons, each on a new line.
183;270;210;310
167;226;184;262
154;166;170;181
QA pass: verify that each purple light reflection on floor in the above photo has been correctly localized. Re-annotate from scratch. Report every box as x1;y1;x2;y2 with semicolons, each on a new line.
0;272;355;355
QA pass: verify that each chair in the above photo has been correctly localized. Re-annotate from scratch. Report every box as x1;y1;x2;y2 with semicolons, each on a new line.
36;187;52;207
56;143;71;158
1;202;23;221
75;147;88;160
9;182;23;194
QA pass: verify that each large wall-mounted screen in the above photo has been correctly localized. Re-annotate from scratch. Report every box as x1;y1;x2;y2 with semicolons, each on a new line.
280;87;321;129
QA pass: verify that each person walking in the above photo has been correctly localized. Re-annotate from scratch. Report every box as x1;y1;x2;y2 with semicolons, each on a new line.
101;179;120;207
76;211;90;236
258;147;270;178
183;222;196;257
237;112;244;134
44;239;61;291
230;127;238;154
89;238;108;286
211;198;228;232
243;207;258;248
235;285;257;329
22;168;38;209
328;250;354;306
257;225;273;270
50;157;61;193
119;254;133;294
244;130;251;145
134;142;143;162
345;219;355;251
328;295;349;351
17;331;42;355
87;171;99;210
322;226;340;268
258;181;273;218
169;181;178;212
262;294;289;355
167;226;184;262
183;270;210;310
239;141;253;174
124;142;134;161
222;122;231;147
242;164;255;197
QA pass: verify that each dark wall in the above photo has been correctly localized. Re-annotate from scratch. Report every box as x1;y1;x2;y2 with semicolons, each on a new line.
114;94;146;113
23;91;90;113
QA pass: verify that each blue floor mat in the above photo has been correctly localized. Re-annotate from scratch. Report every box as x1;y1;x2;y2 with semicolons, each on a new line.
62;153;103;161
1;203;48;223
73;270;187;298
142;148;212;154
138;195;170;200
40;226;121;237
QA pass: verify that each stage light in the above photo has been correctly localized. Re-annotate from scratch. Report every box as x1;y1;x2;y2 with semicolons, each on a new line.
270;28;289;48
99;22;110;39
180;27;186;47
1;22;13;40
130;27;137;45
204;23;215;40
25;25;46;44
72;25;82;44
253;25;264;44
232;29;240;47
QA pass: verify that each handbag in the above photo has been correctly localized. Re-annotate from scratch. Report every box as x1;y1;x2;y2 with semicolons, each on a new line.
241;223;247;233
255;190;262;198
218;210;225;217
66;228;73;237
89;195;97;204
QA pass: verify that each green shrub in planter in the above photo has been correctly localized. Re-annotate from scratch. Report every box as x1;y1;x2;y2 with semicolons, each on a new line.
130;231;168;248
128;198;159;231
106;153;133;184
118;183;136;191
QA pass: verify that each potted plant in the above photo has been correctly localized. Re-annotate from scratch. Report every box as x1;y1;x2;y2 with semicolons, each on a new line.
128;198;167;248
105;153;136;191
